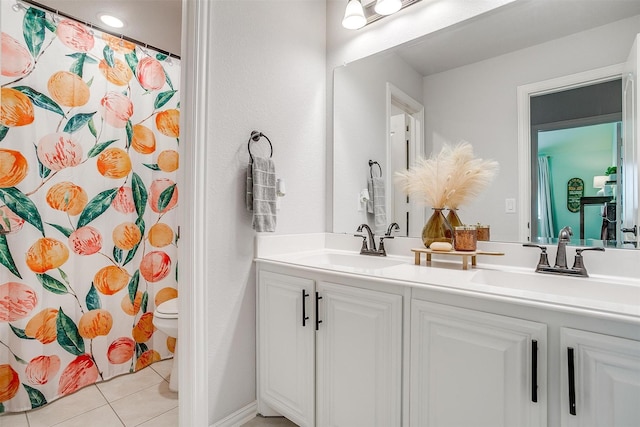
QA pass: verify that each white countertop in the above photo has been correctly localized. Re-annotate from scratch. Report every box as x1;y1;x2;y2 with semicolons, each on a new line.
255;234;640;323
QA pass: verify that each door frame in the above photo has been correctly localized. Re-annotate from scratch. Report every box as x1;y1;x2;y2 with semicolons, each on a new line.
179;0;211;425
517;64;625;242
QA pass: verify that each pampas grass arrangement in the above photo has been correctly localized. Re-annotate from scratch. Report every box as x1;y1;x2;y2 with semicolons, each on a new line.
395;141;498;248
395;141;499;210
443;142;499;210
395;149;452;208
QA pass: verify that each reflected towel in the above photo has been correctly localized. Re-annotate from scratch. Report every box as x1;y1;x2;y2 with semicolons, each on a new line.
251;156;277;232
367;179;374;213
372;177;387;235
246;161;253;211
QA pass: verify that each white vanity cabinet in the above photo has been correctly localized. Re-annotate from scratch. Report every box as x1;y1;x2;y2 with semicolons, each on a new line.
256;249;640;427
410;300;547;427
316;281;403;427
560;328;640;426
258;271;315;427
257;267;403;427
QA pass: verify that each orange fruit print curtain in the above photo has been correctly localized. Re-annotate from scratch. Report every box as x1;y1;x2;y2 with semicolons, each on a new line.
0;2;179;412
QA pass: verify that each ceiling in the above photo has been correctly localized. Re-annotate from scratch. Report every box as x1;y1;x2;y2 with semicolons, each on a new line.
395;0;640;77
30;0;182;56
29;0;640;70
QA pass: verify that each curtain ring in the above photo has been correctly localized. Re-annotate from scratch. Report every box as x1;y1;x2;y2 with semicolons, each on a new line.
12;1;26;12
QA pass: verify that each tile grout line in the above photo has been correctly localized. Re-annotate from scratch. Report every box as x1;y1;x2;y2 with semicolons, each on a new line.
106;379;178;426
47;403;123;427
96;368;163;427
150;358;173;383
94;385;127;427
133;406;178;427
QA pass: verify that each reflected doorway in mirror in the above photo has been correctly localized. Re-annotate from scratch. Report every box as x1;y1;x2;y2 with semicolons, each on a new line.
387;83;425;237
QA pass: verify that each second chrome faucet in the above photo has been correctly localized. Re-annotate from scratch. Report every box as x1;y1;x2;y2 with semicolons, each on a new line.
524;226;604;277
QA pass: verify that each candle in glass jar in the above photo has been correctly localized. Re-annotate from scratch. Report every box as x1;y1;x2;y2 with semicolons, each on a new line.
454;225;477;251
476;224;490;241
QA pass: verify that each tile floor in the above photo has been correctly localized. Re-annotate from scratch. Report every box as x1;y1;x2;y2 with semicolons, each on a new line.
241;416;298;427
0;358;178;427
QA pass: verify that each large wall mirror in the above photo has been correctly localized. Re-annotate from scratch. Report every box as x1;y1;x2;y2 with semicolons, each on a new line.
333;0;640;249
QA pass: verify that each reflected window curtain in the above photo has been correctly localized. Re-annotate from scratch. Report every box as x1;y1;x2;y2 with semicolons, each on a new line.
0;3;180;412
537;156;555;238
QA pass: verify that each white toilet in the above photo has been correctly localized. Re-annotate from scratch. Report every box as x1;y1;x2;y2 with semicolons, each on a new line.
153;298;179;392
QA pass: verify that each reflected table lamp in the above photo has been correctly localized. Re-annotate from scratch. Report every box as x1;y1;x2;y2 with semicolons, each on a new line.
593;175;607;196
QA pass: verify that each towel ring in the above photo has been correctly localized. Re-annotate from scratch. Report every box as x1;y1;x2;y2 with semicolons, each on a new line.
248;131;273;162
369;160;382;178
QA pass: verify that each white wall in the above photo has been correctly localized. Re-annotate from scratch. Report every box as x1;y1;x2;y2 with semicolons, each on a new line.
422;14;640;241
203;1;326;423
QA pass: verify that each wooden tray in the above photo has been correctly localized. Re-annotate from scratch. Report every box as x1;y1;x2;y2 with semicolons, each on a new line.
411;247;504;270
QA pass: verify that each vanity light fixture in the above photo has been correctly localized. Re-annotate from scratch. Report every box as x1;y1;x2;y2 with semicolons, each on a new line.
342;0;367;30
375;0;402;15
98;13;125;29
342;0;423;30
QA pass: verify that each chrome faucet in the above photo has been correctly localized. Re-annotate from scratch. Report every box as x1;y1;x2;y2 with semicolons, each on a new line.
523;225;604;277
355;224;377;254
385;222;400;236
378;222;400;255
354;223;398;256
554;226;572;268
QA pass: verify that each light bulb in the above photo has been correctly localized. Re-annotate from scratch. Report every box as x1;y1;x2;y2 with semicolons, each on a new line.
342;0;366;30
375;0;402;15
98;13;125;29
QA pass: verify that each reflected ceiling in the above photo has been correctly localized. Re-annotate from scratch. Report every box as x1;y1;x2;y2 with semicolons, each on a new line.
395;0;640;77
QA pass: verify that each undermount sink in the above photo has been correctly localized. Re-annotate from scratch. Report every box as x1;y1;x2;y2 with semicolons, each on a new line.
290;251;407;270
471;269;640;306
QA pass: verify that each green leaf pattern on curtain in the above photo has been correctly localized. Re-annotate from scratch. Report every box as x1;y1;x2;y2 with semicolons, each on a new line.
12;86;65;117
0;3;179;412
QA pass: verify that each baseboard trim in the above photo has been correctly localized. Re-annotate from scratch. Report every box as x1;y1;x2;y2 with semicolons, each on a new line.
211;401;258;427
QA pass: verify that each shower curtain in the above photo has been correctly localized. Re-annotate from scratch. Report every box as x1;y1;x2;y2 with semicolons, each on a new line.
538;156;555;239
0;2;180;412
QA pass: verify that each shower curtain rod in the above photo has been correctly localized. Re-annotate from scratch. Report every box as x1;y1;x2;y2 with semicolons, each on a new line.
16;0;181;59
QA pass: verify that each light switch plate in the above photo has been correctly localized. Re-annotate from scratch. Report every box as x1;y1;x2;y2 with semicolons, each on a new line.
505;198;516;213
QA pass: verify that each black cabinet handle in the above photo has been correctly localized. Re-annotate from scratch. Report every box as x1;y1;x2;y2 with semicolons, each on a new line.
532;340;538;402
315;292;323;330
302;290;309;327
568;347;576;415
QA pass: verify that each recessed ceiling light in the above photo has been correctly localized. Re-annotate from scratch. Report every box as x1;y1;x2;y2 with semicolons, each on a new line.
98;13;125;29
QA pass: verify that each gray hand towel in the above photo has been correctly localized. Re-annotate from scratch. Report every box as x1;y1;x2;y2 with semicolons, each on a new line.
372;177;387;235
251;156;277;232
246;161;253;211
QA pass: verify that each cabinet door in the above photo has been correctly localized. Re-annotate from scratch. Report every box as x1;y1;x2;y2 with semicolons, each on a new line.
411;300;547;427
561;328;640;427
258;271;315;427
316;281;403;427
